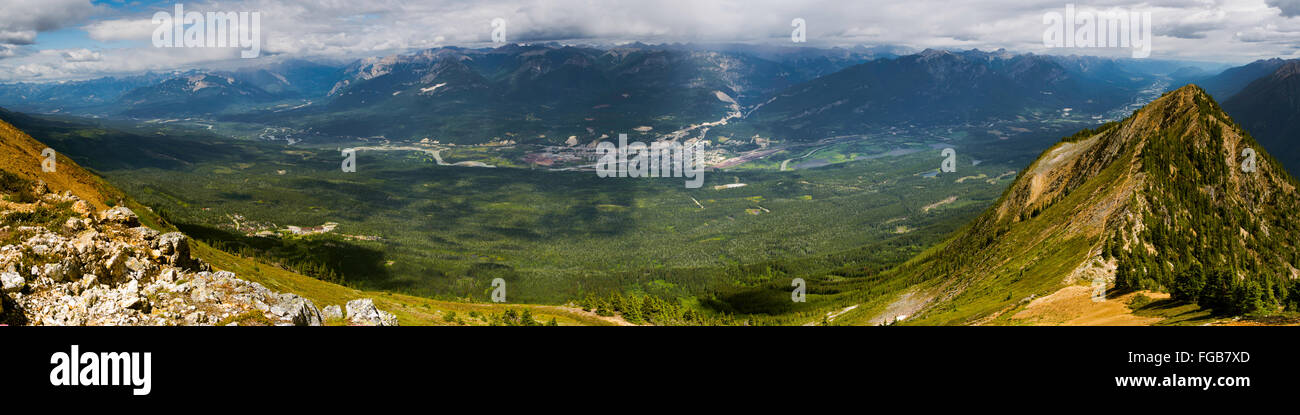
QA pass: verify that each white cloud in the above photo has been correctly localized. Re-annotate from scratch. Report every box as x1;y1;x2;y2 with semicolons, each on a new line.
5;0;1300;81
0;0;97;43
1268;0;1300;17
61;48;101;62
84;18;156;43
0;44;22;58
0;29;37;45
1;46;243;80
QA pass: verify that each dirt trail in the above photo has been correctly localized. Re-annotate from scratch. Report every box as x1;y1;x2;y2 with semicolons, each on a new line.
546;306;640;326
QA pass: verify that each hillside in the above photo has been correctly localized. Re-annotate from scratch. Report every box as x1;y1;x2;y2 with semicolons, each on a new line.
1200;58;1293;101
833;84;1300;325
0;108;129;212
1223;61;1300;176
0;112;618;326
744;49;1148;138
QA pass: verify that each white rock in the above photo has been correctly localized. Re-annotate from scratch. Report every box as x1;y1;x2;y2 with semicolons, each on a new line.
345;298;398;326
322;305;343;321
99;206;140;227
269;294;323;326
1;271;24;293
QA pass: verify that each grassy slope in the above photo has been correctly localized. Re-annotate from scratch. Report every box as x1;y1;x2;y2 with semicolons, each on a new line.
192;241;619;326
2;114;615;326
829;141;1127;325
0;112;125;212
830;87;1220;326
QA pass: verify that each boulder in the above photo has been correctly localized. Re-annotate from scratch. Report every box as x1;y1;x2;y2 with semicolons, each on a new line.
99;206;140;227
270;294;324;326
38;263;67;282
1;271;25;293
104;252;128;280
72;231;98;254
71;200;93;216
345;298;398;326
125;256;151;275
322;305;343;321
155;232;195;269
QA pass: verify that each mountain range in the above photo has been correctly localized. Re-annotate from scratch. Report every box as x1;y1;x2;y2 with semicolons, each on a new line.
0;59;339;117
745;49;1154;138
1222;61;1300;177
1200;57;1294;101
257;43;885;143
1;45;1190;145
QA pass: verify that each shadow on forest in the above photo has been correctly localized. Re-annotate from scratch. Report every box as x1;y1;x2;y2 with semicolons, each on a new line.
177;223;403;289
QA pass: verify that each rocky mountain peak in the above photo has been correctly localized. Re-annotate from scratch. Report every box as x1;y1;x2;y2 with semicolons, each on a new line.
887;83;1300;324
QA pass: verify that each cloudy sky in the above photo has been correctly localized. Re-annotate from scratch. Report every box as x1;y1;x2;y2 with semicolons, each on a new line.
2;0;1300;81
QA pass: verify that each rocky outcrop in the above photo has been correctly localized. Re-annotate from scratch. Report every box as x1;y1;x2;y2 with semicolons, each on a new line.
345;298;398;326
0;183;397;326
269;293;324;326
322;304;343;321
1;271;24;293
99;206;140;227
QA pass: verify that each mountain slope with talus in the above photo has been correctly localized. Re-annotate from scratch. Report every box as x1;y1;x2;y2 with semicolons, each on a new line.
836;84;1300;325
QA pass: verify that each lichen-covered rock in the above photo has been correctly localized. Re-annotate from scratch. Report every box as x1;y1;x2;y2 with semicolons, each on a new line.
99;206;140;227
104;251;128;281
37;263;67;282
322;305;343;321
71;200;93;216
269;294;323;326
1;271;24;293
154;232;196;269
345;298;399;326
